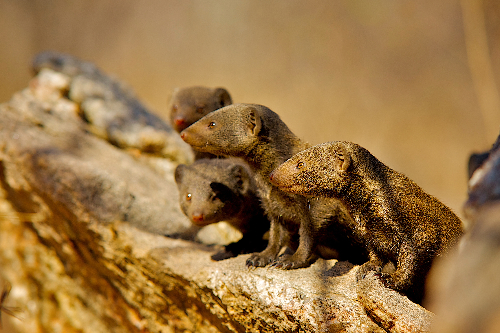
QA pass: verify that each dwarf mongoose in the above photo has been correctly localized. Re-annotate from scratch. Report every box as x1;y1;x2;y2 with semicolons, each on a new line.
180;104;368;268
175;158;268;260
168;86;232;133
270;141;464;302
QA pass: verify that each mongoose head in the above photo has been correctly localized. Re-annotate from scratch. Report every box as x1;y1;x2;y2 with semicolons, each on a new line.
180;103;266;157
168;86;232;132
174;160;250;226
270;141;356;198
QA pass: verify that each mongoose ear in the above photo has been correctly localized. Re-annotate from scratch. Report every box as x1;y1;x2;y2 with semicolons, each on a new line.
231;164;250;193
210;182;234;202
335;147;351;172
248;109;262;136
214;88;232;107
174;164;186;183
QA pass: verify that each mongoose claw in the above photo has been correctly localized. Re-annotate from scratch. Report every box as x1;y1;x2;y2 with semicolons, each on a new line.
356;262;382;281
270;261;292;269
378;273;396;289
271;255;310;270
246;253;273;268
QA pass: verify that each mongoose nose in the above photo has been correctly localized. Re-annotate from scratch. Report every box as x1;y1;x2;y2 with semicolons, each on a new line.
174;117;186;127
269;171;282;186
192;213;204;222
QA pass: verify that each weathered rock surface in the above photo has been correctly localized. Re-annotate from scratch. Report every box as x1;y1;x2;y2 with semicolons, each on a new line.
0;53;432;333
426;135;500;333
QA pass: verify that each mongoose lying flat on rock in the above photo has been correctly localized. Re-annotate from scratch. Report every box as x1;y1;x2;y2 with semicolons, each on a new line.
270;141;464;302
175;158;268;260
180;104;368;268
168;86;232;133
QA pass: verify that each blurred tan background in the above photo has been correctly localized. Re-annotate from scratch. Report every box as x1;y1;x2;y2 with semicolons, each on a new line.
1;0;500;221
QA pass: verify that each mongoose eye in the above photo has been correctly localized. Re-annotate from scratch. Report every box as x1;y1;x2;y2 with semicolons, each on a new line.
296;161;304;169
208;121;217;129
196;105;206;114
186;193;192;201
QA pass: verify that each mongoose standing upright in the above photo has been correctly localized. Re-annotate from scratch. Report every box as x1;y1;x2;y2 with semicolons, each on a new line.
269;141;464;302
168;86;232;133
180;104;368;268
175;158;269;260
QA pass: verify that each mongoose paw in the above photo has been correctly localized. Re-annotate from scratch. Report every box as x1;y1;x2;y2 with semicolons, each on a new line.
356;262;382;281
378;273;397;290
270;254;310;270
211;249;237;261
246;253;274;268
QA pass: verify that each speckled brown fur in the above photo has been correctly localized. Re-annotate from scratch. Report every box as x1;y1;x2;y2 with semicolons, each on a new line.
180;104;368;268
270;141;464;302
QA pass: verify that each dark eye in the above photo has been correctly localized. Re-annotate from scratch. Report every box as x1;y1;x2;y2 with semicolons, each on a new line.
186;193;192;201
196;105;206;114
296;161;304;169
208;121;216;129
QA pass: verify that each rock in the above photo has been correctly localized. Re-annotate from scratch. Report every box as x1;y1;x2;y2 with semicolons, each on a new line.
33;51;194;163
426;134;500;333
357;272;433;333
0;53;432;333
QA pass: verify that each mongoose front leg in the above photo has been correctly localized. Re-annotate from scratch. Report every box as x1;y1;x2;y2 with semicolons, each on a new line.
213;228;268;261
246;220;283;267
272;216;317;269
356;250;384;281
382;241;418;292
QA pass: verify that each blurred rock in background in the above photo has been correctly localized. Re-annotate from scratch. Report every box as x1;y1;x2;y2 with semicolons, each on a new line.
2;0;500;221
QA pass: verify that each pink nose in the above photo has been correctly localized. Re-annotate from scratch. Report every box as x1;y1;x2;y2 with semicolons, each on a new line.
269;171;275;182
174;117;186;127
192;213;204;223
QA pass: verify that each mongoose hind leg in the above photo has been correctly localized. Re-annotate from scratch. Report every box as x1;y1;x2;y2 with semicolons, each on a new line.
385;242;430;303
357;242;427;303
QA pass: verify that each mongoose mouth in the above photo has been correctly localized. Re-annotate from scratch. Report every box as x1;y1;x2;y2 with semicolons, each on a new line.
180;131;210;151
270;176;303;194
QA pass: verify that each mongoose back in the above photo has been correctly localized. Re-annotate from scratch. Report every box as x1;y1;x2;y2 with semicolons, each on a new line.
175;158;269;260
270;141;464;302
168;86;232;133
180;104;368;268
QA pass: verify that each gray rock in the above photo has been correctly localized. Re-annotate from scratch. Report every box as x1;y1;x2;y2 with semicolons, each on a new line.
0;53;432;333
33;51;194;163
